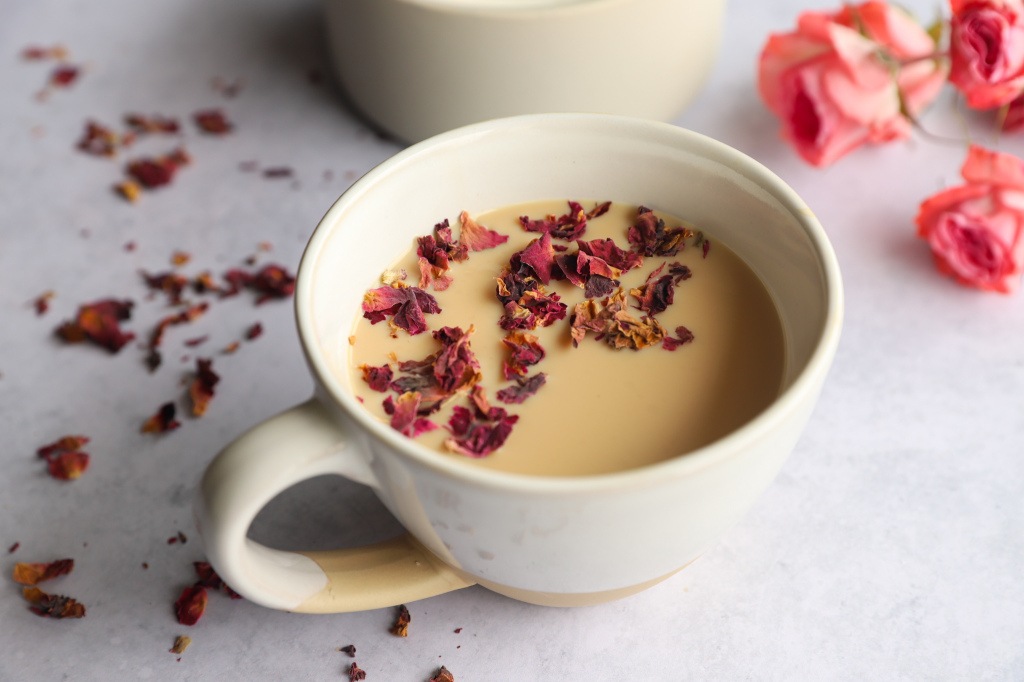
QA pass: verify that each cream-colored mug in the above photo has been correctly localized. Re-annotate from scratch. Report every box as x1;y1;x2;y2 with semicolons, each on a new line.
194;114;843;612
324;0;727;143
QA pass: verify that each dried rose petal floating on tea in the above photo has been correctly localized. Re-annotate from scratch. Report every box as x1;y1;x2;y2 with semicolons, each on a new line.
519;200;609;241
445;386;518;457
383;393;439;438
495;373;547;405
359;364;393;392
362;285;441;336
13;558;74;586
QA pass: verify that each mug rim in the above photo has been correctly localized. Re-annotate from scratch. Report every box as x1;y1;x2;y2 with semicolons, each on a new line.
296;113;844;495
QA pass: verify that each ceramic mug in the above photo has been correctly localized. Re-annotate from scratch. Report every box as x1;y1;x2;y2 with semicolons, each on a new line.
194;114;843;613
323;0;726;143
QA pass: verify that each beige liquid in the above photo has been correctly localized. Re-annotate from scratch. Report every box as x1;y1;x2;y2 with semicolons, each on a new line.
348;201;785;477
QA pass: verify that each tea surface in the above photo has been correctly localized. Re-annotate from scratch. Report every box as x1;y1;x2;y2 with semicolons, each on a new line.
348;201;785;476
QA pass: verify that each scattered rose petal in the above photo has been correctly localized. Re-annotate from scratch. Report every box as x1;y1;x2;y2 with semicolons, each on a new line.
55;299;135;353
49;65;79;88
37;435;89;459
9;542;21;554
430;666;455;682
175;585;208;626
13;559;74;586
262;167;293;178
458;211;508;251
146;302;210;371
245;322;263;340
184;335;208;347
339;644;356;657
142;402;181;434
23;586;85;618
193;109;232;134
389;604;411;637
115;180;141;202
349;662;367;681
496;372;547;404
249;264;296;304
126;148;190;190
45;452;90;480
193;561;242;598
222;341;240;354
125;113;180;135
76;120;124;157
33;291;55;315
190;358;220;417
22;45;68;61
170;635;192;654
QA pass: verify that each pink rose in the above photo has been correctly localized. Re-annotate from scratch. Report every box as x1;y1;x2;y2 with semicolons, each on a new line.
915;145;1024;293
758;2;947;166
949;0;1024;109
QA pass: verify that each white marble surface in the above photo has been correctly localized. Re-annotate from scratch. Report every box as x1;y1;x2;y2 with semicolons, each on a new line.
2;0;1022;680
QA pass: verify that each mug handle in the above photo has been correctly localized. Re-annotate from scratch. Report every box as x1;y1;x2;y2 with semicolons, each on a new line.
194;397;475;613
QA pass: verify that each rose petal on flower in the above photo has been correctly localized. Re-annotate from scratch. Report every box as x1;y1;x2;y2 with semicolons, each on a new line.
496;372;547;404
13;559;74;586
55;299;136;353
142;402;181;434
175;585;208;626
23;586;86;619
389;604;411;637
190;358;220;417
360;363;394;392
458;211;508;252
193;109;233;134
501;331;545;380
430;666;456;682
46;452;90;480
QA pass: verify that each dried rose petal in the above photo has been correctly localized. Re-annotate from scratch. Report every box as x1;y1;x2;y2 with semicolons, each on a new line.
23;586;85;618
349;662;367;681
46;452;90;480
362;285;441;336
245;322;263;340
37;435;89;459
359;364;393;392
56;299;135;353
76;120;124;157
190;358;220;417
193;109;233;134
662;325;695;350
33;291;55;315
445;386;519;457
49;65;79;88
627;206;692;257
175;585;208;626
430;666;455;682
147;302;210;371
383;393;439;438
143;271;190;305
115;180;141;203
511;233;556;285
125;113;180;135
184;335;208;347
250;264;296;304
22;45;68;61
519;201;606;241
339;644;356;657
13;559;74;586
193;560;242;598
570;289;665;350
496;373;547;404
458;211;508;252
142;402;181;434
501;331;545;380
126;148;190;189
170;635;192;654
500;288;566;331
9;542;21;553
389;604;411;637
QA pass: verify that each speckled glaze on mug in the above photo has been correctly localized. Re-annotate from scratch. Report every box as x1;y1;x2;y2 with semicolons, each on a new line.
194;114;843;612
324;0;726;143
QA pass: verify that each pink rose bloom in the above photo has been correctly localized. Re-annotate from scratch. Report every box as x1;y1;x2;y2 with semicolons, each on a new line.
949;0;1024;109
759;1;947;166
916;145;1024;293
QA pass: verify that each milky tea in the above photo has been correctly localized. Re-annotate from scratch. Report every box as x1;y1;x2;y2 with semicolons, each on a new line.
347;200;785;477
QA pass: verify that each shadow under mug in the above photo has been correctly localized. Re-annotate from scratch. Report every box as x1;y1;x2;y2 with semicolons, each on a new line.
194;114;843;612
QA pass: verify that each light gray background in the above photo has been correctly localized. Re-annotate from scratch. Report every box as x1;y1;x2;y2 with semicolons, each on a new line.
1;0;1021;679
